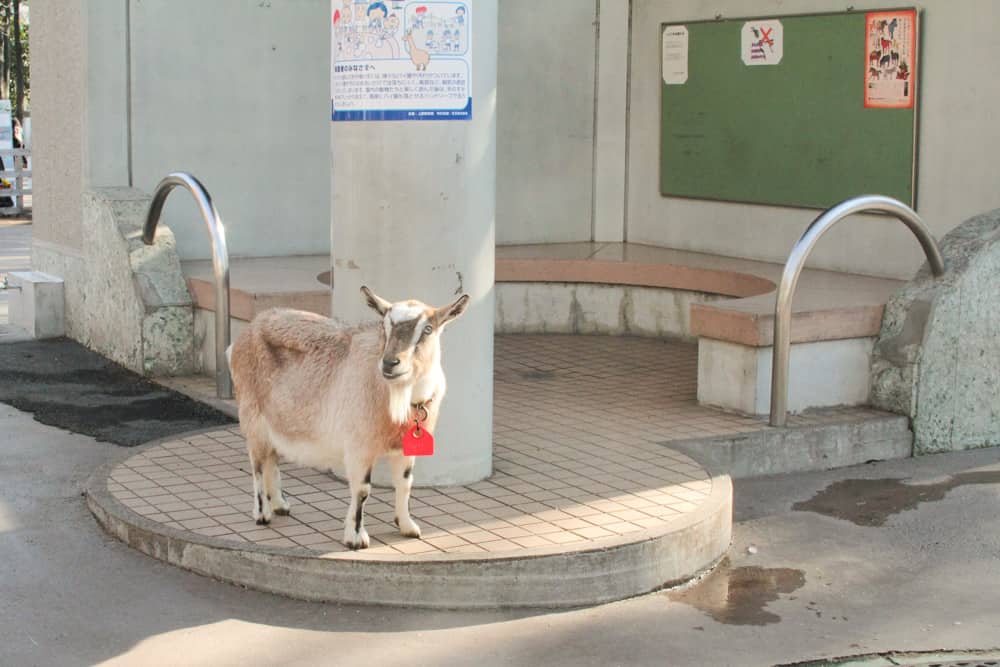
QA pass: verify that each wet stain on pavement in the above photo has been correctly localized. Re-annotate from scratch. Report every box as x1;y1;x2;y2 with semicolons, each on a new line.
0;339;234;446
667;558;806;625
792;471;1000;526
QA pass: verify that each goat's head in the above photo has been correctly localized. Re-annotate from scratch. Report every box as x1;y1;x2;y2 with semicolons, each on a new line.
361;286;469;384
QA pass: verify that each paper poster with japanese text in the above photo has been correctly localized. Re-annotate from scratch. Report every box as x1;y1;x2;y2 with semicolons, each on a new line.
331;1;472;121
864;9;917;109
662;25;688;84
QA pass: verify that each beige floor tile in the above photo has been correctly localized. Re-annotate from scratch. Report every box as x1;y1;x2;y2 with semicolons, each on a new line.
391;540;440;555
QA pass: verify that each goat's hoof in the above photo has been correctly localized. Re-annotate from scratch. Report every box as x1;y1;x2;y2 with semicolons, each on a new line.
255;516;271;526
274;506;291;516
344;528;370;550
396;517;422;539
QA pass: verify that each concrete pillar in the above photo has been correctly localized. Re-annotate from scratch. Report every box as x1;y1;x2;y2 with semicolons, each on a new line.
331;1;497;486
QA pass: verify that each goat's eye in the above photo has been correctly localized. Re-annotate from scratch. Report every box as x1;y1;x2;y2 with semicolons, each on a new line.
423;325;434;336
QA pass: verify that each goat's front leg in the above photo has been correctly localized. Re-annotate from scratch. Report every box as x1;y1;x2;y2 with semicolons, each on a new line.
389;452;420;538
343;455;373;550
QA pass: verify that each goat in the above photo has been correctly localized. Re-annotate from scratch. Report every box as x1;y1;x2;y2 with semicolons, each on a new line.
227;286;469;550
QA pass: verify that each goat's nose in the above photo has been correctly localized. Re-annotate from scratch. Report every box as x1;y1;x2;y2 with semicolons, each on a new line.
383;357;401;370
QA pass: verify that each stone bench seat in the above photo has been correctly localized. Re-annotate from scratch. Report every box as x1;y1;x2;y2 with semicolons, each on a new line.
495;242;903;345
183;244;901;341
183;243;904;416
184;255;332;322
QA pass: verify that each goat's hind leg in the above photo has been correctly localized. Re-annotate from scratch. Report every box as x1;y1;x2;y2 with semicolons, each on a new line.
343;454;373;550
390;452;421;538
261;449;291;517
247;437;276;525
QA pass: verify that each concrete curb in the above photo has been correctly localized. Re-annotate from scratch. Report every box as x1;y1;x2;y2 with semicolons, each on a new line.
85;445;732;609
669;414;913;479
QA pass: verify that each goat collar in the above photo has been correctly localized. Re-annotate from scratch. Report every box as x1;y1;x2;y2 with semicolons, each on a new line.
411;393;435;422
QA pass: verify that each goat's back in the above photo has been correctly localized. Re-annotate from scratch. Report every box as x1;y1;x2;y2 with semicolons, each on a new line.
230;308;381;443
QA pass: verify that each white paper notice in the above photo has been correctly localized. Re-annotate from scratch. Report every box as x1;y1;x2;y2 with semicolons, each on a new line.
741;20;783;65
662;26;688;84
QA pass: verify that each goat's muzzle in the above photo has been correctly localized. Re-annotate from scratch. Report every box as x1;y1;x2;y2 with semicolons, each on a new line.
381;357;408;380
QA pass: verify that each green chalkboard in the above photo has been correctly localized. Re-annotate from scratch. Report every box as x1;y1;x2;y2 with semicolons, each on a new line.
660;11;918;209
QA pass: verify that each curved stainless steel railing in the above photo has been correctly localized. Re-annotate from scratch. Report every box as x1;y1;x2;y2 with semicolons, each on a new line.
769;195;946;427
142;172;232;399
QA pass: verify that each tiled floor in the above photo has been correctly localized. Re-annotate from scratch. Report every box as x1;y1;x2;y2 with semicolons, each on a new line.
108;424;712;557
124;335;882;558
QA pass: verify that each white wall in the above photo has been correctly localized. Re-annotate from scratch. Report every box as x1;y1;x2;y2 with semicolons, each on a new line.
496;0;598;244
628;0;1000;279
86;0;129;188
129;0;331;260
30;0;86;252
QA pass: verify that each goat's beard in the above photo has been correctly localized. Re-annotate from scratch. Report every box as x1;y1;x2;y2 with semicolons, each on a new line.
387;382;414;425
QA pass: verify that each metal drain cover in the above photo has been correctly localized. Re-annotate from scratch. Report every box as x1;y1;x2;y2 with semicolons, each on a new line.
778;651;1000;667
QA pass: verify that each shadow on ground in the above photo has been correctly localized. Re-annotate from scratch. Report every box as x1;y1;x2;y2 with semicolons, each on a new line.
0;338;234;445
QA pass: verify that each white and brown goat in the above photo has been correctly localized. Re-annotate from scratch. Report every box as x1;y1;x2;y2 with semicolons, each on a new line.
227;286;469;549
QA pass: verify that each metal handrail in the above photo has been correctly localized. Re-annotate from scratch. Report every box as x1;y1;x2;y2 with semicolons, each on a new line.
142;172;232;399
769;195;946;427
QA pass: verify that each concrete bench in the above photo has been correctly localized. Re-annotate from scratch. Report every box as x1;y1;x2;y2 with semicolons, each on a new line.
183;243;904;416
496;243;902;416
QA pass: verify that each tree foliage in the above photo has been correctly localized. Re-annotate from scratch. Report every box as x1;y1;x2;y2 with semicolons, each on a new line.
0;0;28;118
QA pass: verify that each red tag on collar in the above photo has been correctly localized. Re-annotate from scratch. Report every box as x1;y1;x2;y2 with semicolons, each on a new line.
402;422;435;456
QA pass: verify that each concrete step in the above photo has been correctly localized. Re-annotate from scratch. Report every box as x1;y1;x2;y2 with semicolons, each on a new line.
671;413;913;479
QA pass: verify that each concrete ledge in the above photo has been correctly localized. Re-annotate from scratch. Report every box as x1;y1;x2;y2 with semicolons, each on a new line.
669;414;913;479
496;282;723;340
7;270;65;339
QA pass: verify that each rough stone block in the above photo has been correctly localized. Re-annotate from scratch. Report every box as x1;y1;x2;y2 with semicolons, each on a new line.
871;208;1000;453
60;187;197;376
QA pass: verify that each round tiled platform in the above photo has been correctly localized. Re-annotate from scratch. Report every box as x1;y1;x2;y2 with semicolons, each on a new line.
89;337;734;608
88;426;730;608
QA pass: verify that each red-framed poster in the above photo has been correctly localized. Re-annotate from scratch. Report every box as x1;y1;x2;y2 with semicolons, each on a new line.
864;9;917;109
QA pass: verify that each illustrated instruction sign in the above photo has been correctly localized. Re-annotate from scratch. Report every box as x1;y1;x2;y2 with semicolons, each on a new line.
331;1;472;121
864;9;916;109
662;25;689;84
741;20;783;65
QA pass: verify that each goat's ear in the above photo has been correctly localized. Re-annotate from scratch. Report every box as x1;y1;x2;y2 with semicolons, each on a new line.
433;294;470;328
360;286;392;316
